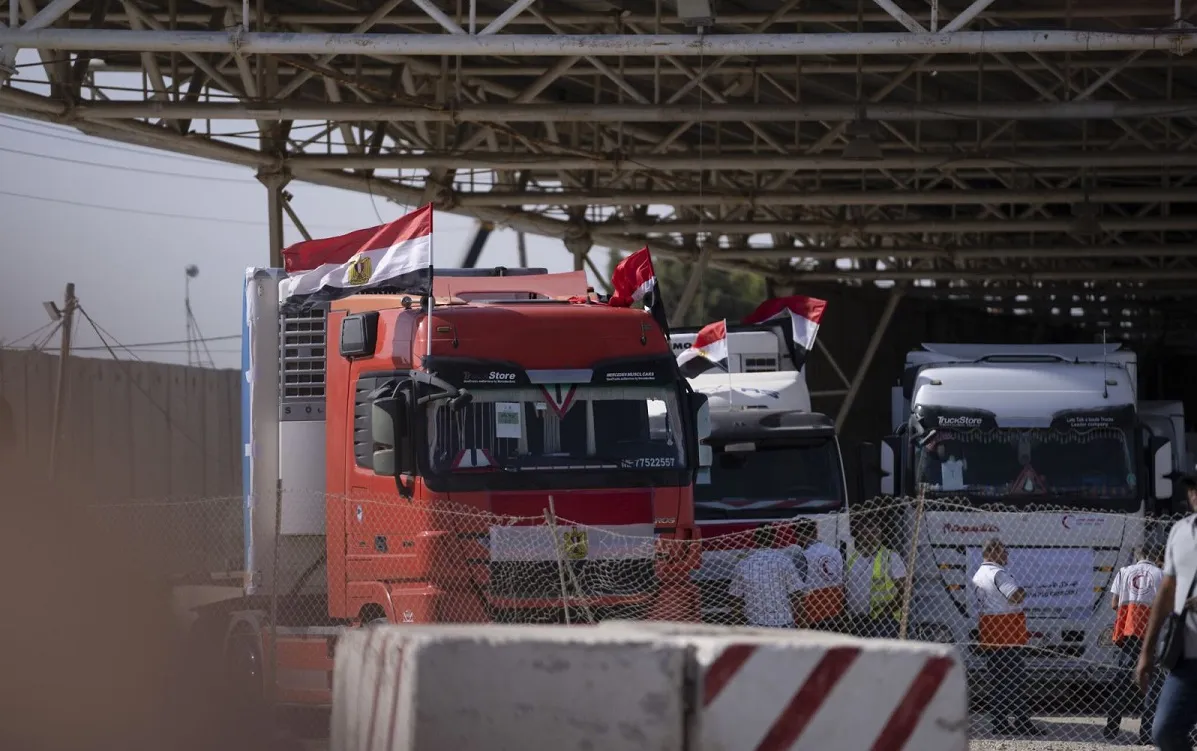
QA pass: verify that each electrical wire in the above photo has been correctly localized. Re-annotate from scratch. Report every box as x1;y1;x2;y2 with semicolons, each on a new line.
1;334;241;353
70;334;240;351
38;348;242;355
0;117;224;165
0;187;389;234
31;319;64;352
0;188;277;225
0;145;252;183
3;319;59;349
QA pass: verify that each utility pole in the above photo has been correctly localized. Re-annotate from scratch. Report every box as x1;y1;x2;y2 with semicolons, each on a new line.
49;282;76;476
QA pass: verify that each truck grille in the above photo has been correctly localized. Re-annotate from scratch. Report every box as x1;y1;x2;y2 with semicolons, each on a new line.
280;308;327;403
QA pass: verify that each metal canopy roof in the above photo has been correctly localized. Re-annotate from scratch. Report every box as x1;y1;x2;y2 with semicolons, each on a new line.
3;0;1197;339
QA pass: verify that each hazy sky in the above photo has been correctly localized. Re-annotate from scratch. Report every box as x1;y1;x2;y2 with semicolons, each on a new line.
1;50;614;370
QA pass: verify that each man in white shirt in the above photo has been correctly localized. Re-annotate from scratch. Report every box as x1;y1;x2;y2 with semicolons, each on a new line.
1105;546;1164;743
728;525;806;628
846;523;906;639
793;518;844;629
1139;476;1197;751
971;538;1041;737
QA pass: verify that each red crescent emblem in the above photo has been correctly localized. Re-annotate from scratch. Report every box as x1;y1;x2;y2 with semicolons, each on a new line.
1131;572;1149;592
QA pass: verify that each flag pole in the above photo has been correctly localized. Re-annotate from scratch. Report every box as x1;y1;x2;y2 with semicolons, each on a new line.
724;318;734;408
426;212;435;360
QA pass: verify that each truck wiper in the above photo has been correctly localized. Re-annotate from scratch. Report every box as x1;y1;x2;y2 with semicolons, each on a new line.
412;371;463;406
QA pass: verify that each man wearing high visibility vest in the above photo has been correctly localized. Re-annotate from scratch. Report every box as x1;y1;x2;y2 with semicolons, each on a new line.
1104;546;1164;743
971;538;1043;737
846;523;906;640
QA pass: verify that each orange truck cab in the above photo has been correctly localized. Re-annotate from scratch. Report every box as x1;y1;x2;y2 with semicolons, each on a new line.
191;266;710;708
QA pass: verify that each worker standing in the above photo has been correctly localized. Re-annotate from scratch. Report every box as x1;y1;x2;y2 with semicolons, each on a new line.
728;525;806;628
794;519;844;630
971;538;1042;737
1104;546;1164;743
846;522;906;639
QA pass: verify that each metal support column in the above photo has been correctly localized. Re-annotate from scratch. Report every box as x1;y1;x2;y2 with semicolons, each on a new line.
835;286;904;432
671;245;712;326
258;169;291;268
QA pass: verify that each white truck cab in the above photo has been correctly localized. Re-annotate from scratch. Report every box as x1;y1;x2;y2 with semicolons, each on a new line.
870;343;1175;684
668;323;850;623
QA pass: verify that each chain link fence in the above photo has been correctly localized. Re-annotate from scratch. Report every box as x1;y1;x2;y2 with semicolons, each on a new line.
92;490;1193;747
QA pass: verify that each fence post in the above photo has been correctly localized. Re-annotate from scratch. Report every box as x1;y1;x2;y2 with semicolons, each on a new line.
545;495;572;626
269;479;282;706
898;487;926;640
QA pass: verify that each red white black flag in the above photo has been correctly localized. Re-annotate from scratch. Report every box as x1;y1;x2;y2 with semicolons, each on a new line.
676;319;728;377
278;204;434;313
608;247;670;335
742;295;827;370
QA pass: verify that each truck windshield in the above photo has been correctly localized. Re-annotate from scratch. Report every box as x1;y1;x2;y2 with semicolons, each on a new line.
696;439;844;519
426;385;686;472
913;426;1136;501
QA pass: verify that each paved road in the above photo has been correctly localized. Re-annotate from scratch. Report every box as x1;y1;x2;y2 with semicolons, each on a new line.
291;716;1149;751
969;715;1148;749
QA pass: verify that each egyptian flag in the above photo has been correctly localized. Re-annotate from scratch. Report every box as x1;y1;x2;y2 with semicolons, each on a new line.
742;295;827;371
608;247;670;336
279;204;434;313
676;320;728;377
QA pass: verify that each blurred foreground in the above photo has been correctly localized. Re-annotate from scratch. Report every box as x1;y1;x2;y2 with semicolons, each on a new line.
0;456;287;751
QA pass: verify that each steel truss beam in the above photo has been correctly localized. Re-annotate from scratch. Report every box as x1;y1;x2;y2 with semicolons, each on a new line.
83;58;1197;78
714;244;1197;262
62;99;1197;123
620;218;1197;237
1;29;1196;57
446;188;1197;208
281;152;1197;173
61;6;1175;27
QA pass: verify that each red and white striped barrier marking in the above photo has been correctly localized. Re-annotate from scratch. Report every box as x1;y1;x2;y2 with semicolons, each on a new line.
695;636;966;751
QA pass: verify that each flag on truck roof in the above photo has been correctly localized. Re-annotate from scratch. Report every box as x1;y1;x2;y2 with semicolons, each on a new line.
608;247;670;336
281;223;390;273
742;295;827;370
279;204;433;313
677;319;728;377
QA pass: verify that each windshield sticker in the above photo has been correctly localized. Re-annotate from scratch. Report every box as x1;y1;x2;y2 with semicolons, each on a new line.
620;457;677;469
941;457;966;491
494;402;522;439
538;384;578;417
1062;414;1118;427
605;370;657;382
461;369;521;385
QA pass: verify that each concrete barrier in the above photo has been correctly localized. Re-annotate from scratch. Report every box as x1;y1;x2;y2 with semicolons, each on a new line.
330;623;690;751
331;622;968;751
603;622;969;751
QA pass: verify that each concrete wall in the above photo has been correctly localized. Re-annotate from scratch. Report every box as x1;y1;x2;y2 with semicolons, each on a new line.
0;349;241;499
0;349;243;576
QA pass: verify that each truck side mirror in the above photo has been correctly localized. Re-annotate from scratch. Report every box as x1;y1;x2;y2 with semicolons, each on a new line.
1150;436;1174;503
371;394;411;477
879;436;900;497
690;392;712;482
